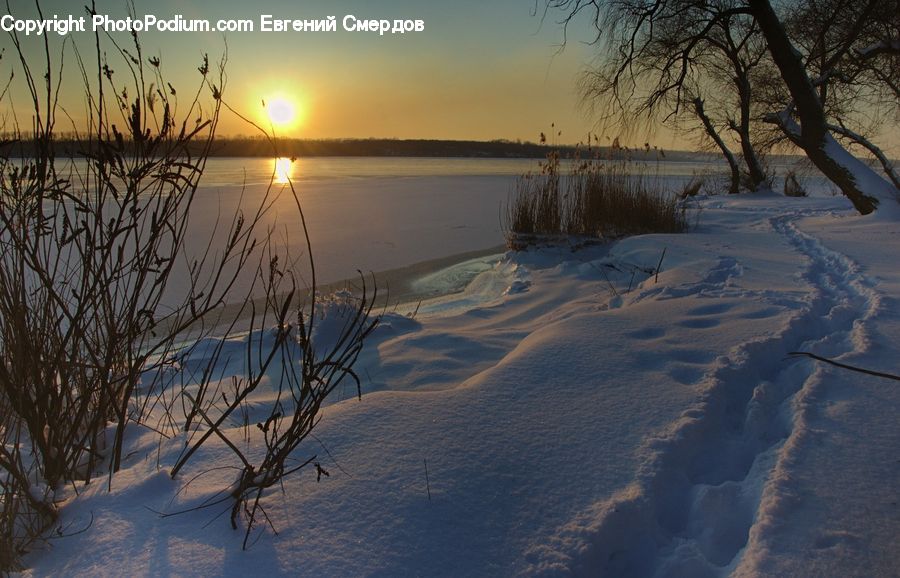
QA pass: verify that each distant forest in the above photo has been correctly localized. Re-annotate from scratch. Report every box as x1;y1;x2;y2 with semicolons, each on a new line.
210;138;572;158
0;136;707;161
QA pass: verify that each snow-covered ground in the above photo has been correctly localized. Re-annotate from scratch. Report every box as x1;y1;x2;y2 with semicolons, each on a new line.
22;192;900;576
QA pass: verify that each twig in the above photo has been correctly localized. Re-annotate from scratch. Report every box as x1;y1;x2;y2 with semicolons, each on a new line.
146;492;233;519
49;511;94;539
788;352;900;382
310;433;353;479
600;266;619;297
655;247;667;284
424;458;432;501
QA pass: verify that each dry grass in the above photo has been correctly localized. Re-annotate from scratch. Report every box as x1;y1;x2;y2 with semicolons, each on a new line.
504;153;689;248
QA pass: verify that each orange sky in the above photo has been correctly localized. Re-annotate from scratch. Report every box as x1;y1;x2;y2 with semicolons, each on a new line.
1;0;691;150
3;0;897;155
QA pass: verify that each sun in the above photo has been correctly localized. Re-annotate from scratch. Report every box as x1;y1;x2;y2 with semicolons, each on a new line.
264;96;297;128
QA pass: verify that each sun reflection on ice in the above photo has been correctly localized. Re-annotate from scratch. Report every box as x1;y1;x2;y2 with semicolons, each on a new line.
274;157;294;184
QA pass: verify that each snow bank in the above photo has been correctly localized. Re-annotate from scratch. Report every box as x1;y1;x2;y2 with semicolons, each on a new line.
21;194;900;577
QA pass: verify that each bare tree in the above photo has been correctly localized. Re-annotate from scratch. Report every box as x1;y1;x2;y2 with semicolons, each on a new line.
567;0;769;191
781;0;900;189
546;0;900;214
691;95;742;193
749;0;899;213
703;12;769;189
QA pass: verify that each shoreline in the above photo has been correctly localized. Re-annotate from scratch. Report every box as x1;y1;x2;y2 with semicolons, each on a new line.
190;245;508;335
316;244;508;308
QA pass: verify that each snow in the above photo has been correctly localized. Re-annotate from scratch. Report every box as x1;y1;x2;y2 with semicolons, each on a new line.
857;38;900;58
822;135;900;219
20;192;900;577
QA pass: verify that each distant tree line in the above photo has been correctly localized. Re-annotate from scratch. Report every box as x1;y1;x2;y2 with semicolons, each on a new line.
0;136;703;161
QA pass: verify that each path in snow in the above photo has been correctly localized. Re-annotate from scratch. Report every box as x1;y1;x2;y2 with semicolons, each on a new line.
734;216;884;576
530;209;882;576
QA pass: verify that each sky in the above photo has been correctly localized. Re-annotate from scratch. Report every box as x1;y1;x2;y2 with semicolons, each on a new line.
2;1;898;154
3;0;650;146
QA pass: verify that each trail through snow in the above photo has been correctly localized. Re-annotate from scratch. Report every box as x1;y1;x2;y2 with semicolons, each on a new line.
23;195;900;577
526;201;897;577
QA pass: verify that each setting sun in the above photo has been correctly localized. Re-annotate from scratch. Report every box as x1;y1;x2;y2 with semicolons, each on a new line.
262;95;300;130
267;98;294;124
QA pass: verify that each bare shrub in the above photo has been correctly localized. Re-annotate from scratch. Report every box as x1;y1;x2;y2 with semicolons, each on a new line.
0;396;56;570
677;176;705;200
0;11;378;568
783;169;809;197
165;270;378;547
0;29;239;565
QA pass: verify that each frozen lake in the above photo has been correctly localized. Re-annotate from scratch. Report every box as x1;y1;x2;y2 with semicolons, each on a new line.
34;153;844;311
193;157;526;285
185;156;837;286
186;155;789;287
46;155;838;308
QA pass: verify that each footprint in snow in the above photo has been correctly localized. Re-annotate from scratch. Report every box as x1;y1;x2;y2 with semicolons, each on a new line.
504;280;531;295
686;302;734;316
678;317;721;329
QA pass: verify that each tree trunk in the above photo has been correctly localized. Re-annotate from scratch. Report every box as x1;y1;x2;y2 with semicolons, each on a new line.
735;75;767;189
693;98;741;194
749;0;899;215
